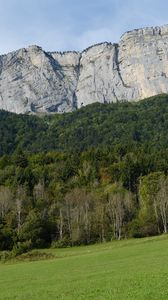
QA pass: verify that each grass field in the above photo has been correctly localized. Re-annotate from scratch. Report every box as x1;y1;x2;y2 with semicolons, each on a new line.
1;235;168;300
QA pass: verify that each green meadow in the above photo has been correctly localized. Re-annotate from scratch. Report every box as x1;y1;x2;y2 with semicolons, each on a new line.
1;235;168;300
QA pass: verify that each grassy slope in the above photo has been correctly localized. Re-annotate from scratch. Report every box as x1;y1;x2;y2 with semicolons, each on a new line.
1;236;168;299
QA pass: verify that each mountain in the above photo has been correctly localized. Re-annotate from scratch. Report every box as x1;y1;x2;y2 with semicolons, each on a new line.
1;24;168;114
1;94;168;155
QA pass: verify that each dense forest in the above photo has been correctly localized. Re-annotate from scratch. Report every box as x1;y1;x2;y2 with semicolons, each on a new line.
1;94;168;155
1;94;168;256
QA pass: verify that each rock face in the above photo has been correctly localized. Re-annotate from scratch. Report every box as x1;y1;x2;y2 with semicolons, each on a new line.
1;24;168;113
0;46;80;113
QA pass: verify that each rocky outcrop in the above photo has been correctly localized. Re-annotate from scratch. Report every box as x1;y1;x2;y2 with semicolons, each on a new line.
0;46;80;113
1;24;168;113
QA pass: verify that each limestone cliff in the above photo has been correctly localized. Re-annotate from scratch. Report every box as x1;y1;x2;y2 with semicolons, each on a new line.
1;24;168;114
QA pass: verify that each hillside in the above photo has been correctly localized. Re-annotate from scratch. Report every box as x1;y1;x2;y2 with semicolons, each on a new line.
1;94;168;155
0;94;168;252
1;236;168;299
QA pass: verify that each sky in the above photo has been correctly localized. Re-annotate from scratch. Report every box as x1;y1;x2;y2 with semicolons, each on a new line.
0;0;168;54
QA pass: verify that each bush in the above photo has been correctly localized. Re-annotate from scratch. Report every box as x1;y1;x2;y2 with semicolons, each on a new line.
11;240;32;257
51;237;71;248
0;250;11;262
15;250;54;261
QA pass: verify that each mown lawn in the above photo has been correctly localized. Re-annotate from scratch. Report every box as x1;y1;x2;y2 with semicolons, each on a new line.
1;235;168;299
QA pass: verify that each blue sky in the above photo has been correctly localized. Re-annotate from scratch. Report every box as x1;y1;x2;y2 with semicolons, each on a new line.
0;0;168;54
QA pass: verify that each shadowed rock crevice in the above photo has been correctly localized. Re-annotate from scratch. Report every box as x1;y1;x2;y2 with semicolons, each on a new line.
113;43;131;89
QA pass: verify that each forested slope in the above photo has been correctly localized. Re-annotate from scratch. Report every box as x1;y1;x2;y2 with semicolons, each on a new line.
1;94;168;155
1;94;168;255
